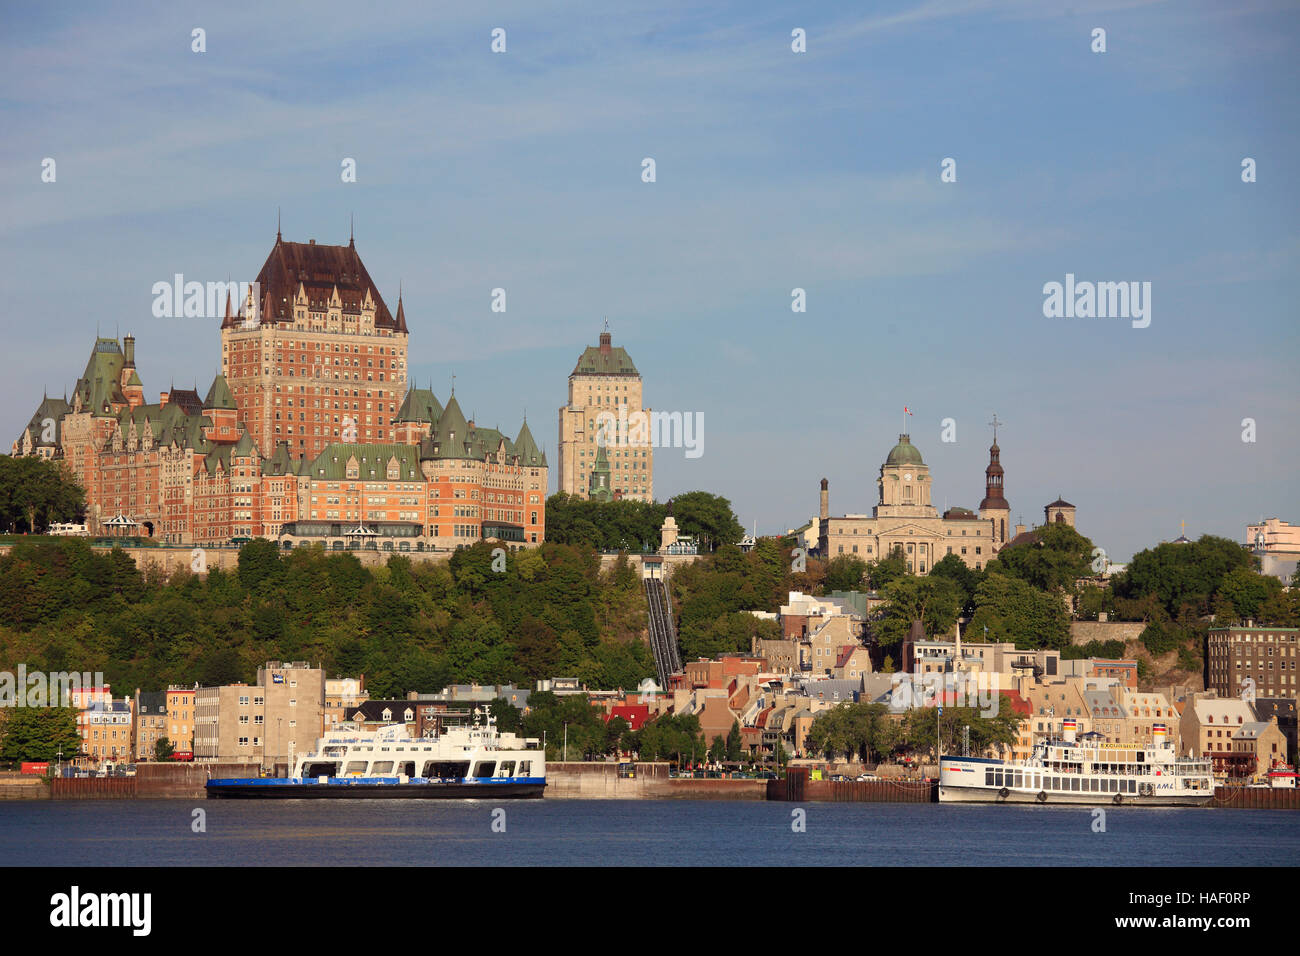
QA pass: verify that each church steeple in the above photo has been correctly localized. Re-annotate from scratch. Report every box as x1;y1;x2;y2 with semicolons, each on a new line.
978;415;1010;543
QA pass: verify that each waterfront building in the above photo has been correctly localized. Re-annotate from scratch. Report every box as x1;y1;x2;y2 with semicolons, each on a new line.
80;697;133;765
1178;694;1258;775
1253;697;1298;766
815;429;1011;574
1206;625;1299;699
557;329;653;502
165;685;196;758
132;690;167;761
195;661;324;770
1230;717;1289;780
12;233;547;550
324;676;367;736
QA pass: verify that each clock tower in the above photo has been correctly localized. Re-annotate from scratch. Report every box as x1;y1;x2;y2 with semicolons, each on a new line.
875;434;937;519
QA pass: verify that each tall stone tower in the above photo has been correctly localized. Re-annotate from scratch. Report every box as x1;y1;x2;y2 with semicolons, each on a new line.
557;328;653;501
220;231;409;459
978;428;1011;547
874;435;937;519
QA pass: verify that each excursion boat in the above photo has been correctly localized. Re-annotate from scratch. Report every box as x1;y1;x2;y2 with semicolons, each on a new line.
939;721;1213;806
206;717;546;799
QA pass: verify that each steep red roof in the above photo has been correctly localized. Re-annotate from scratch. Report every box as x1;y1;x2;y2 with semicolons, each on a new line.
606;705;650;731
231;235;398;329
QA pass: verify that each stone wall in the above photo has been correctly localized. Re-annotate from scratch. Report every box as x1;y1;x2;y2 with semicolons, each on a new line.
1069;621;1146;647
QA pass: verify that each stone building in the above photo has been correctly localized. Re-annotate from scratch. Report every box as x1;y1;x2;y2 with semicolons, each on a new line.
556;329;653;501
816;430;1010;573
195;661;325;770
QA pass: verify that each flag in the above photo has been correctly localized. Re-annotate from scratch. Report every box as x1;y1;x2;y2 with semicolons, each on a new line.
904;407;913;416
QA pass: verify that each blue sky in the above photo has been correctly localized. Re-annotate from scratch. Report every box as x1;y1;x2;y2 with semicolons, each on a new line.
2;0;1296;561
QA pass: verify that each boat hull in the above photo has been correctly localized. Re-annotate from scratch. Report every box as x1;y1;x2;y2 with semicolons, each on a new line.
206;778;546;799
939;784;1212;807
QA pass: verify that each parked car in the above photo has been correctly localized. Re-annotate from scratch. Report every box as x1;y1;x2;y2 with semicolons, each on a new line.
856;773;878;782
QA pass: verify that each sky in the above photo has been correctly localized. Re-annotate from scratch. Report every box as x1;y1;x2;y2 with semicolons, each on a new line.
1;0;1297;561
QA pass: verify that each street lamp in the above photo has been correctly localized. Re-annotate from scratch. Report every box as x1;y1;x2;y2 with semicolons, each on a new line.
276;718;282;777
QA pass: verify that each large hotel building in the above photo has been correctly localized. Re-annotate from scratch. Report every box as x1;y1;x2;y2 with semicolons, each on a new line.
12;233;547;550
556;330;654;501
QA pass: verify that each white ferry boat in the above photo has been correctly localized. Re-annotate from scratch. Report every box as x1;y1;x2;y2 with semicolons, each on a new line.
939;722;1213;806
206;716;545;799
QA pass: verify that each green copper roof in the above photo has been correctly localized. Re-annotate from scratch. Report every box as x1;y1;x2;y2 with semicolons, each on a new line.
21;396;70;446
572;334;639;376
396;386;443;424
588;442;612;501
885;434;924;466
305;443;423;481
203;374;236;410
73;337;127;416
514;420;544;467
261;441;300;476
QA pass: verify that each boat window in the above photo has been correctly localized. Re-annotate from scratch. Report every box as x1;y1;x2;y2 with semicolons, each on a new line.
520;762;531;777
399;762;414;777
499;761;516;777
473;761;496;779
993;770;1003;786
1071;777;1080;791
345;761;369;775
986;770;994;786
370;761;394;774
303;762;337;778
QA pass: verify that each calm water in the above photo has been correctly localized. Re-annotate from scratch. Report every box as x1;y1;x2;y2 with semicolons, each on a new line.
1;800;1295;866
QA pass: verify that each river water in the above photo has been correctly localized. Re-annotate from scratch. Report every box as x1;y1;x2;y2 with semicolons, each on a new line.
2;799;1295;866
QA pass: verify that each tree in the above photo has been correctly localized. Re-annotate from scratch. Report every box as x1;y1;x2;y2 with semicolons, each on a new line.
670;491;744;552
154;736;175;761
873;575;962;650
0;455;86;533
0;707;80;763
866;547;909;590
968;572;1070;650
824;555;868;593
929;552;984;615
985;522;1094;594
725;721;743;762
1114;535;1255;618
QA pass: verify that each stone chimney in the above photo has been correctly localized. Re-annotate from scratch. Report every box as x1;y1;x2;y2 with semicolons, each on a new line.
159;391;170;408
599;331;612;355
819;478;829;520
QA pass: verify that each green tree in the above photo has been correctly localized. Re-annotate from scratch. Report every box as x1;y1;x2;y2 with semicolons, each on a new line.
0;707;80;763
873;575;962;650
154;736;175;761
725;721;743;762
866;547;909;590
985;522;1094;594
0;455;86;533
671;491;744;552
968;572;1070;650
1114;535;1255;618
824;555;868;593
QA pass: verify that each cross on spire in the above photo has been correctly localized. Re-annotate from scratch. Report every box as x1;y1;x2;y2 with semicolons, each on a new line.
989;413;1003;441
